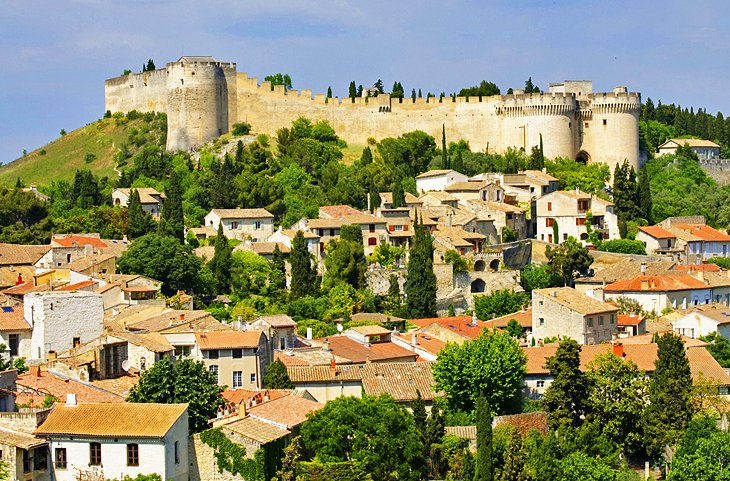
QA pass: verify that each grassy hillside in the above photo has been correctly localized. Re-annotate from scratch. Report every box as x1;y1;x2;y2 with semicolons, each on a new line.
0;118;144;186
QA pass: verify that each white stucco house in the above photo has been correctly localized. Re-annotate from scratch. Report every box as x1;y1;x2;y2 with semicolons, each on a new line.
672;303;730;339
112;188;165;218
35;402;189;481
415;169;469;194
204;208;275;242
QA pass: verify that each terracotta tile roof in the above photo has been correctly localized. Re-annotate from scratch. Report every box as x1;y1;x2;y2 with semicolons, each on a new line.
674;263;722;272
554;189;591;200
0;426;46;449
16;370;124;405
115;188;164;204
419;191;459;202
247;393;322;429
324;335;417;363
533;287;619;315
409;316;492;341
306;218;347;229
676;303;730;325
468;200;526;213
575;260;675;285
0;243;50;266
211;208;274;219
281;229;319;239
349;325;392;337
638;226;677;239
52;235;109;249
2;281;45;296
0;304;31;331
617;314;644;326
239;242;290;255
195;330;263;350
487;308;532;329
89;375;139;398
672;224;730;242
65;253;117;273
379;192;422;205
524;170;558;183
124;309;222;333
274;348;351;367
287;364;365;382
55;280;97;292
256;314;296;328
444;181;490;192
222;389;292;406
360;362;441;401
416;169;456;179
0;266;35;289
445;425;476;441
35;403;187;438
112;331;173;352
224;415;290;444
660;138;720;149
343;213;386;225
393;332;446;357
318;205;362;218
604;274;707;292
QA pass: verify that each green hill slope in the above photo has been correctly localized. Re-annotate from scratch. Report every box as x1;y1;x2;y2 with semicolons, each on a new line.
0;116;160;186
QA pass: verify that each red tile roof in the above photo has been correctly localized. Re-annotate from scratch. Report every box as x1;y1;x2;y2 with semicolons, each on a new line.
674;263;723;272
409;316;493;340
325;336;417;363
56;280;97;292
52;235;109;249
604;274;708;292
247;393;322;429
319;205;363;218
638;226;676;239
195;330;263;350
487;309;532;329
0;304;30;331
673;224;730;241
393;332;446;357
617;314;644;326
16;370;124;405
222;388;292;406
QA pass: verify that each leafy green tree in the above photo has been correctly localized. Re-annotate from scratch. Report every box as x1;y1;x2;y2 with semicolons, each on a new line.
127;357;224;433
675;414;720;459
669;431;730;481
586;353;648;458
300;395;425;481
524;77;540;94
126;189;155;238
458;80;500;98
386;274;402;315
323;225;366;290
326;283;360;320
146;59;155;71
374;79;384;94
289;231;318;299
264;73;292;91
596;239;646;255
474;394;493;481
519;263;560;293
72;169;102;208
499;429;529;481
433;330;526;414
276;435;303;481
405;219;437;318
230;250;270;297
263;359;294;389
545;158;611;194
559;452;614;481
209;223;232;293
117;233;213;295
159;170;184;241
644;333;694;459
545;237;593;287
501;226;518;243
505;319;523;339
543;339;588;431
444;249;468;274
474;289;529;319
269;244;287;292
0;460;9;481
700;332;730;367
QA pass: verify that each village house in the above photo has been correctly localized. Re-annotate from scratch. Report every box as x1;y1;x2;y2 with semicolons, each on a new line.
298;212;388;256
267;228;320;260
657;138;721;160
535;189;619;244
532;287;619;345
318;325;417;364
0;304;32;362
204;208;275;242
493;170;560;203
37;234;129;270
444;180;505;203
112;188;165;218
602;274;713;313
195;330;270;389
0;392;51;481
415;169;469;193
378;192;423;210
462;200;528;241
639;217;730;263
617;314;647;338
672;303;730;339
250;314;298;351
35;402;189;481
573;259;676;298
418;191;460;210
377;208;414;250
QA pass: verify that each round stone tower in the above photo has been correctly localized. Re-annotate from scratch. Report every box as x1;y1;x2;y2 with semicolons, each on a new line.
165;57;236;152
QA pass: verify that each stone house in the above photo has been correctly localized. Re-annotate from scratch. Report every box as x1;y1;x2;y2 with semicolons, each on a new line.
378;192;423;210
445;180;505;203
250;314;297;352
496;169;560;203
656;219;730;263
657;138;720;160
267;228;320;260
532;287;619;345
415;169;468;194
377;208;414;249
35;402;189;481
0;406;51;481
298;213;388;257
535;190;618;244
195;330;270;389
462;200;528;241
418;191;460;209
24;292;104;362
112;188;165;218
204;208;275;242
635;225;680;257
0;304;32;361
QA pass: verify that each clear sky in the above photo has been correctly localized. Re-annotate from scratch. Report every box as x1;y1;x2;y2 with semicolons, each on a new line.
2;0;729;165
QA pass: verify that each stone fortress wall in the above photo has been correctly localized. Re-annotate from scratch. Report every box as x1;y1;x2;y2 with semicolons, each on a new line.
105;56;641;172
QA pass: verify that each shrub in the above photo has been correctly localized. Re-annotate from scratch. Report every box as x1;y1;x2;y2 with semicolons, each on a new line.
232;122;252;136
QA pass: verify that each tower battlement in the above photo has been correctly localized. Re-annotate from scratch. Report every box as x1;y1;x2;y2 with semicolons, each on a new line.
104;57;641;172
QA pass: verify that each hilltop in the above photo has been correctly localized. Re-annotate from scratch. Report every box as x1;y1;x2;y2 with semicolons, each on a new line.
0;114;165;187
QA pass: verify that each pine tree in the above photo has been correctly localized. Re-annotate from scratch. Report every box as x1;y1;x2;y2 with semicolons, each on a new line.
127;189;154;239
359;146;373;166
348;80;357;100
263;359;294;389
387;274;402;314
442;124;449;169
452;149;464;173
146;59;155;71
160;170;184;241
411;89;417;101
474;394;493;481
209;222;232;293
269;243;287;292
210;154;237;209
406;217;437;318
637;166;653;223
644;333;694;459
289;231;317;299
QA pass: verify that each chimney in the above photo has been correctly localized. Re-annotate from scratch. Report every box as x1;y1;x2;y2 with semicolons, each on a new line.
16;273;23;285
329;358;337;377
613;342;624;358
640;280;649;291
640;262;647;274
411;333;417;347
29;365;41;377
66;393;77;406
306;327;313;340
179;313;185;321
238;402;246;418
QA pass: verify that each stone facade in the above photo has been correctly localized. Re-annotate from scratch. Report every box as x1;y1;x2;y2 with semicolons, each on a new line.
106;59;641;173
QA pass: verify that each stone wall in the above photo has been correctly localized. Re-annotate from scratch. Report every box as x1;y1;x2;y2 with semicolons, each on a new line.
189;434;247;481
365;268;406;296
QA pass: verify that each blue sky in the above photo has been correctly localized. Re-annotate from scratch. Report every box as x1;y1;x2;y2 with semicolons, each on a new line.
2;0;729;165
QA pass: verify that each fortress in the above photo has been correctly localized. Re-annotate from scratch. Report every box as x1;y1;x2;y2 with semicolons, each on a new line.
105;56;641;171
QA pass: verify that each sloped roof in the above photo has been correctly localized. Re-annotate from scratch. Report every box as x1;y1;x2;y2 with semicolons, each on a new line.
409;315;492;340
210;208;274;219
65;253;117;273
638;225;676;239
392;331;446;357
360;362;440;401
659;138;720;149
617;314;645;326
318;205;362;218
487;308;532;329
239;242;290;255
0;266;35;289
349;325;392;337
672;224;730;242
223;415;290;444
287;364;365;382
56;280;97;292
533;287;618;315
35;403;187;438
676;303;730;325
195;330;263;350
604;274;708;293
0;243;50;266
0;426;46;449
444;181;490;192
0;304;30;331
114;188;164;204
222;388;292;406
416;169;456;179
324;335;416;363
247;393;322;429
256;314;296;328
16;370;124;405
576;259;675;285
52;235;108;249
111;331;173;353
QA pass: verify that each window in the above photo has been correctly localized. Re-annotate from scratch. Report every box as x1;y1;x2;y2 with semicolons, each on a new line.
318;229;324;237
368;237;377;246
207;349;219;359
584;122;589;128
598;316;604;326
174;441;180;464
576;217;586;226
280;337;286;350
545;218;554;227
536;381;545;388
250;373;257;384
563;234;568;241
23;450;30;473
587;318;593;327
403;224;409;231
231;221;238;230
254;221;262;230
90;442;102;466
232;348;242;359
233;371;243;388
34;447;47;471
73;337;81;348
610;315;615;324
547;202;552;212
174;345;191;358
209;365;219;383
603;119;607;126
127;444;139;467
394;225;403;231
369;224;375;233
539;318;545;327
8;333;19;356
329;229;335;237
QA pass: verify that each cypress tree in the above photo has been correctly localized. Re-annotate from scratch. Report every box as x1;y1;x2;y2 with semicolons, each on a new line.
543;339;588;430
127;189;154;239
146;59;155;71
386;274;402;314
289;231;317;299
263;359;294;389
500;430;528;481
359;146;373;167
452;149;464;173
406;217;437;318
418;88;422;98
412;389;427;442
644;333;694;459
392;181;406;209
348;81;357;100
269;243;287;292
326;86;332;99
160;170;184;241
442;124;449;169
474;394;493;481
209;222;232;294
637;166;653;223
411;89;416;101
